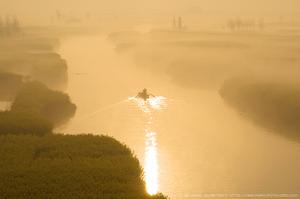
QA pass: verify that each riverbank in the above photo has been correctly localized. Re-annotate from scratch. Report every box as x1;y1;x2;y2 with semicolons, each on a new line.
58;32;300;197
0;134;167;199
0;27;168;198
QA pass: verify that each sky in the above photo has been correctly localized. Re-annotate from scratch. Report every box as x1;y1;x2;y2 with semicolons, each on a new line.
0;0;299;25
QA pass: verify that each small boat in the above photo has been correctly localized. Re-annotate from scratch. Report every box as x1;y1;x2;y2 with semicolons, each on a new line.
136;89;155;101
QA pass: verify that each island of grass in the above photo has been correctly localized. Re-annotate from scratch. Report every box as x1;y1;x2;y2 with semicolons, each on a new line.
0;27;168;199
0;134;167;199
11;81;76;126
220;77;300;142
0;81;76;136
0;36;68;90
0;73;23;101
0;80;166;198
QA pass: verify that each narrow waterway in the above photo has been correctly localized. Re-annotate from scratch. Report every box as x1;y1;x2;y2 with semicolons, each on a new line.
58;35;300;198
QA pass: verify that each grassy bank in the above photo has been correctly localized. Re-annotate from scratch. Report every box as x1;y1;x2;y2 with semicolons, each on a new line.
0;73;23;101
0;81;76;136
0;36;68;90
220;77;300;142
0;134;166;199
11;81;76;126
109;30;300;90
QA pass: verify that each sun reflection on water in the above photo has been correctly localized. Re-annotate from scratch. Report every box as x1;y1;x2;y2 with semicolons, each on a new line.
145;130;158;195
128;96;166;113
128;96;166;195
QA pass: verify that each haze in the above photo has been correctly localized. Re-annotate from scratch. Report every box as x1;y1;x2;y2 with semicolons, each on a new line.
2;0;300;25
0;0;300;199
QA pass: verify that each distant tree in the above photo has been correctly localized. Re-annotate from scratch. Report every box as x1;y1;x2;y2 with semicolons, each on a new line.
0;15;22;36
56;10;62;21
178;16;182;31
12;16;20;34
235;18;242;30
258;18;265;31
5;15;11;36
0;16;3;37
227;18;263;32
172;16;176;30
227;19;236;31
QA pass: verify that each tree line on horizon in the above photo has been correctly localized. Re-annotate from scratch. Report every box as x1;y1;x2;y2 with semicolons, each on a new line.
0;16;21;37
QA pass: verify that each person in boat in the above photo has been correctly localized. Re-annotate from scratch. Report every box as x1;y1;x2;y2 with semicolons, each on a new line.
136;88;155;101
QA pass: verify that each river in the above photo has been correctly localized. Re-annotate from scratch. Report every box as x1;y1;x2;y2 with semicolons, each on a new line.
58;35;300;198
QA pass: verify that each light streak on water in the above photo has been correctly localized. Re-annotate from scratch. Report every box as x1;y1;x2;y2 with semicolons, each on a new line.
128;95;166;195
128;96;166;112
144;129;158;195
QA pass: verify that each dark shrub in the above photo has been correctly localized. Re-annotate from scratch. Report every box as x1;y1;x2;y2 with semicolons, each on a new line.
0;72;23;100
0;111;52;136
11;81;76;126
220;77;300;142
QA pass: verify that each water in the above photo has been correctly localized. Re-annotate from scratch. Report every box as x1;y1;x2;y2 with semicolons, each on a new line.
128;96;167;194
58;35;300;198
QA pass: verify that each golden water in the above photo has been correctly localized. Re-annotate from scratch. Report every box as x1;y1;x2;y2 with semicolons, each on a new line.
59;35;300;198
128;96;166;194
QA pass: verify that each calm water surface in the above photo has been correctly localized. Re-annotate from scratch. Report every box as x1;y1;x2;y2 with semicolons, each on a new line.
58;35;300;198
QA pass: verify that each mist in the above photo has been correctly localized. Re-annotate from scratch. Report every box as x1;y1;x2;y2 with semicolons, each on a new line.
2;0;300;25
0;0;300;198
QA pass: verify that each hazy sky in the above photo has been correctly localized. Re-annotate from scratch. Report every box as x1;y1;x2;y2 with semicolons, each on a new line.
0;0;299;24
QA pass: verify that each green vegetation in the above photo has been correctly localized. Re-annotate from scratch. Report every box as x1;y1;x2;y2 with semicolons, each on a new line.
11;81;76;126
0;16;21;37
0;111;52;136
0;134;167;199
0;72;23;100
0;31;73;134
109;30;300;90
0;28;168;199
220;77;300;142
0;37;68;90
0;81;76;136
0;81;168;198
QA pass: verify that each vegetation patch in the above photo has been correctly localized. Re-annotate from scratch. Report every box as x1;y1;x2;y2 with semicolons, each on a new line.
0;81;76;136
11;81;76;126
0;36;68;90
0;134;167;199
0;73;23;101
0;111;53;136
220;77;300;142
